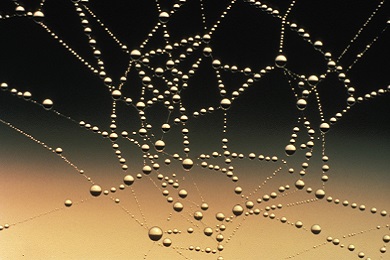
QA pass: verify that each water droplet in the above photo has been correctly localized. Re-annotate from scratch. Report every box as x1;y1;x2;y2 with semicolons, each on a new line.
155;140;165;152
111;90;122;100
173;202;184;212
123;175;134;186
42;99;53;110
315;189;325;199
33;11;44;23
203;227;213;236
295;179;305;189
232;204;244;216
130;49;141;60
182;158;193;171
64;199;73;207
285;144;296;156
307;75;319;86
220;98;231;110
159;12;170;23
194;211;203;220
148;226;163;241
311;224;321;234
216;212;225;221
163;238;172;247
295;221;303;228
90;184;102;197
275;55;287;68
178;189;188;198
296;99;307;110
320;122;330;133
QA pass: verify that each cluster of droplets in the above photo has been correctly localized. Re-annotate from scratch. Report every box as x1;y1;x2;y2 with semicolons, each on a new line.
1;0;389;259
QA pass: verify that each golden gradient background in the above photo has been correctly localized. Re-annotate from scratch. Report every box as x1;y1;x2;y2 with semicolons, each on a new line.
0;0;389;259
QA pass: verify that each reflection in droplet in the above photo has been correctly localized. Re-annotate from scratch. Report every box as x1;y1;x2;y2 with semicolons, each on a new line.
90;184;102;197
311;224;321;234
42;99;53;110
182;158;193;171
148;226;163;241
64;199;73;207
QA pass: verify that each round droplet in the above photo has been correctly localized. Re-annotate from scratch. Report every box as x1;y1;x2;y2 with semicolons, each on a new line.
109;132;118;141
1;82;8;90
33;11;45;22
295;221;303;228
307;75;319;86
15;6;25;16
148;226;163;241
285;144;296;156
178;189;188;198
320;122;330;133
142;165;152;175
315;189;325;199
42;99;53;110
275;55;287;68
204;227;213;236
194;211;203;220
216;212;225;221
23;91;32;100
123;175;134;186
55;147;63;154
173;202;184;212
232;204;244;216
311;224;321;234
295;179;305;189
111;90;122;100
130;49;141;60
296;99;307;110
220;98;231;110
162;238;172;247
383;235;390;243
90;184;102;197
162;123;171;132
159;12;170;23
182;158;193;171
155;140;165;152
64;199;73;207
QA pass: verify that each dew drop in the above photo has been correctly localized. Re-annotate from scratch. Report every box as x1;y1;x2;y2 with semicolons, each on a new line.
295;179;305;189
123;175;134;186
42;99;53;110
33;11;45;23
203;227;213;236
182;158;193;171
296;99;307;110
64;199;73;207
90;184;102;197
173;202;184;212
285;144;296;156
148;226;163;241
162;238;172;247
232;204;244;216
159;12;170;23
311;224;321;234
220;98;231;110
155;140;165;152
111;90;122;100
275;54;287;68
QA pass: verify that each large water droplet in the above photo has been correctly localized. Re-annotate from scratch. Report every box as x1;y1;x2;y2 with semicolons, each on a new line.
90;184;102;197
148;226;163;241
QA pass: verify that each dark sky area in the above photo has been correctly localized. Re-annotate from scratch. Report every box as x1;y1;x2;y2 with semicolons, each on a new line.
0;0;388;154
